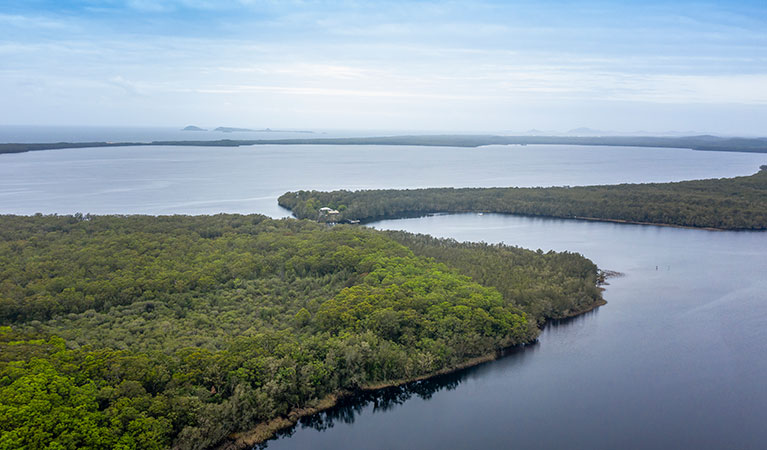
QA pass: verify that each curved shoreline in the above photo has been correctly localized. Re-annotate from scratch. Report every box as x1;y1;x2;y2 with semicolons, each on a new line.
282;167;767;232
213;297;607;449
362;211;740;232
570;215;727;231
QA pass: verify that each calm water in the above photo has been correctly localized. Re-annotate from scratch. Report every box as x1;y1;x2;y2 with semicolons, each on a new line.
1;143;766;449
1;144;766;216
264;214;767;450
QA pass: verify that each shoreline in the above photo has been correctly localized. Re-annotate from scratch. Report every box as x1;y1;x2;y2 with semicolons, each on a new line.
359;211;749;232
3;134;767;155
554;298;607;320
212;297;607;449
571;215;727;231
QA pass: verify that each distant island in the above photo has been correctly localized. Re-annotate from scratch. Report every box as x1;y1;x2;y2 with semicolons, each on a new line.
182;125;207;131
1;134;766;155
279;167;767;231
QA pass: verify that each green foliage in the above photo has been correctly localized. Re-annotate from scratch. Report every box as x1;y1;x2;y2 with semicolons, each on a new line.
279;168;767;230
0;214;601;449
384;232;602;322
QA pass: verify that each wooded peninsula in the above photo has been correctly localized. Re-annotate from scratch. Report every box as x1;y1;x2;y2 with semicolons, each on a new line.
2;134;767;154
0;214;603;449
279;167;767;231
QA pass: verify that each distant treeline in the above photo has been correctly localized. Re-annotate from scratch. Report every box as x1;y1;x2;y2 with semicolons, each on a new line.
279;167;767;230
0;140;244;154
0;214;601;449
2;134;767;154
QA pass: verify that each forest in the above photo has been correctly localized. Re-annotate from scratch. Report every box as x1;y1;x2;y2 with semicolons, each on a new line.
3;134;767;154
0;214;602;449
279;167;767;230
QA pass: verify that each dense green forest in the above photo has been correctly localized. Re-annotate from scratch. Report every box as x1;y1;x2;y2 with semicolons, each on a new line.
279;167;767;230
3;134;767;154
0;214;601;449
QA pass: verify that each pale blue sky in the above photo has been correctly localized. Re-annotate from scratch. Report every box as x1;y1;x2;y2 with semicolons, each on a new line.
1;0;766;134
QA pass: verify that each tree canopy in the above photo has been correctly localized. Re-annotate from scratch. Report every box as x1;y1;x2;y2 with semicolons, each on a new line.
279;168;767;230
0;214;602;449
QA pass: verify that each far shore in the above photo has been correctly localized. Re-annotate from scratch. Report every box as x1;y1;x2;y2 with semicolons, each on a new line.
2;134;767;155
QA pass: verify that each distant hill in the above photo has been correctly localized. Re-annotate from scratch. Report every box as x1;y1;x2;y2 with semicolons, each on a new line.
182;125;206;131
567;127;604;136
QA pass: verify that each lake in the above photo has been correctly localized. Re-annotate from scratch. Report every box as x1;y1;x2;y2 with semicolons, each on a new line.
1;144;766;216
1;143;766;449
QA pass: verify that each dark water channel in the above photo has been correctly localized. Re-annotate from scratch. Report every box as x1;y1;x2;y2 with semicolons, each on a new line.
263;214;767;450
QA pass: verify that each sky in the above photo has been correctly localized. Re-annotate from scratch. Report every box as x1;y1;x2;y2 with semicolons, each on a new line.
1;0;766;134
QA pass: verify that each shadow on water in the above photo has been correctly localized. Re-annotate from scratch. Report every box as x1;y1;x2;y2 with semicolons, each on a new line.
256;353;522;449
545;306;602;328
258;307;602;449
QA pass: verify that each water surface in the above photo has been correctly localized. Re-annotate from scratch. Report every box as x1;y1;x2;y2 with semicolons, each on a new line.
1;144;765;216
263;214;767;450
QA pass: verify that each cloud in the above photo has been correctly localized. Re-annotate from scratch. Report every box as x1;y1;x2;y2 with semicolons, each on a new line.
107;76;144;96
125;0;174;12
0;13;76;31
1;1;765;132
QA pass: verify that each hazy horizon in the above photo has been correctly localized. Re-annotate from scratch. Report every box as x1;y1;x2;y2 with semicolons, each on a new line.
2;124;765;139
1;0;766;135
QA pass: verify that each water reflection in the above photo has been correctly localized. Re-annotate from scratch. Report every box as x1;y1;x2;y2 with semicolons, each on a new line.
260;343;536;449
261;310;609;449
542;305;602;329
